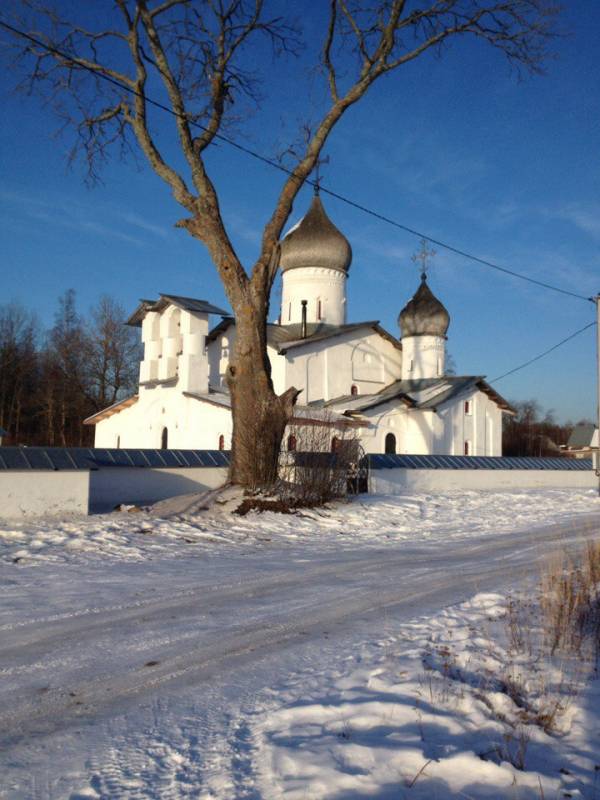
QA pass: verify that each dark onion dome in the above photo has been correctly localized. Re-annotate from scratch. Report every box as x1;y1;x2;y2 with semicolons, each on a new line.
280;195;352;274
398;274;450;338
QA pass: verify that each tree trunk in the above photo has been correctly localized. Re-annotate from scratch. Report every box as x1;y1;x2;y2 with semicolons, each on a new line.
227;292;299;491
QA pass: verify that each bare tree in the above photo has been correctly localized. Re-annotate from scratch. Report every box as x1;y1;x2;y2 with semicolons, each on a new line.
4;0;559;487
0;302;39;443
85;295;142;411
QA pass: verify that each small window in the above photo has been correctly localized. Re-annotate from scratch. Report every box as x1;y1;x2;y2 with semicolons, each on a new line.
385;433;396;455
161;427;168;449
331;436;340;453
288;302;291;321
287;434;297;452
464;400;471;415
351;384;358;396
464;440;471;456
317;299;322;320
218;434;225;451
116;435;120;449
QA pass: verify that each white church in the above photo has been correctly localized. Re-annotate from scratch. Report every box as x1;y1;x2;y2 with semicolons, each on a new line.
85;195;513;456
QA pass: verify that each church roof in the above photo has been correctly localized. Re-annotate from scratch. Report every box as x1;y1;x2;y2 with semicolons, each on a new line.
398;275;450;338
314;377;514;415
206;318;401;353
127;294;229;326
279;195;352;274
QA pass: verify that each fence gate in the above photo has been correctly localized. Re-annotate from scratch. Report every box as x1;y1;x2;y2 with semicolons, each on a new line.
348;444;369;494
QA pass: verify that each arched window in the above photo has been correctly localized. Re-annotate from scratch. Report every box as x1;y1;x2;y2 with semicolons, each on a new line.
385;433;396;454
161;427;168;449
287;434;297;452
218;434;225;451
351;384;358;396
317;299;322;320
331;436;340;453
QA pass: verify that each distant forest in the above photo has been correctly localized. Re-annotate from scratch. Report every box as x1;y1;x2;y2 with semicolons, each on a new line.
0;290;141;447
0;293;586;451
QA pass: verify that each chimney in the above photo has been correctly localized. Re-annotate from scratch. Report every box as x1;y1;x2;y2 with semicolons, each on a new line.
301;299;308;338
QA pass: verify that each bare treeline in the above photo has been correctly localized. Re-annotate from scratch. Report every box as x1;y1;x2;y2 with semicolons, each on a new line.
0;290;141;446
503;400;581;457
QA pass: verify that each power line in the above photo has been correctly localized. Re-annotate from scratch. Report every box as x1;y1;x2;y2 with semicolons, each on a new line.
489;320;597;384
1;19;593;305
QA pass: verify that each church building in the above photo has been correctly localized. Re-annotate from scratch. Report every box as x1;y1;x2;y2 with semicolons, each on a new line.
85;195;513;455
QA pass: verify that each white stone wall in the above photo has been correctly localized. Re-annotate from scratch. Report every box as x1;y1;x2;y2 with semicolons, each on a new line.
281;267;347;325
357;389;504;456
89;466;227;512
140;306;209;394
94;389;232;451
284;329;402;404
207;327;236;390
0;471;89;518
371;468;596;493
400;335;446;380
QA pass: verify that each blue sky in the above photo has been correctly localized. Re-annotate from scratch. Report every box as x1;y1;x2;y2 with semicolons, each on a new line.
1;2;598;423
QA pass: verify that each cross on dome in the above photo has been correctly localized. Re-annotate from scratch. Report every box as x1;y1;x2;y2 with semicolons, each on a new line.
411;238;436;281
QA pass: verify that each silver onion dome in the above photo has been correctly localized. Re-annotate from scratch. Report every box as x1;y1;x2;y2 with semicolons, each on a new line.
280;195;352;274
399;274;450;337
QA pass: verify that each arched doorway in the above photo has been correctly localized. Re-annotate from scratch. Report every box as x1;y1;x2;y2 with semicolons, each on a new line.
161;427;168;449
384;432;396;454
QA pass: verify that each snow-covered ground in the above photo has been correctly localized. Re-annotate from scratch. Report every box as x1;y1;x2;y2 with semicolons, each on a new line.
1;489;599;799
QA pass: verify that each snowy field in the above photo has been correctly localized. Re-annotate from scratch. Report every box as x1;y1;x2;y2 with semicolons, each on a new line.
1;489;599;799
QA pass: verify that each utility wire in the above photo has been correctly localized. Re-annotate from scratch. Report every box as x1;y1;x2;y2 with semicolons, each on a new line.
489;320;597;384
1;19;593;305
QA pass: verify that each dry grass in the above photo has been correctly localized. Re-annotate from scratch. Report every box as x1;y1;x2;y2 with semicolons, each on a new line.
540;540;600;658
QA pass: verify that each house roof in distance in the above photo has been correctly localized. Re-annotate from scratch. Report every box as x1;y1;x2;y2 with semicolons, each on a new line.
127;294;229;326
567;423;598;449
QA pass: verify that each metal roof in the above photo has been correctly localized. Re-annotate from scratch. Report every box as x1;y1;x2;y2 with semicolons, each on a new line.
206;318;401;353
368;454;593;471
127;294;229;326
0;447;230;471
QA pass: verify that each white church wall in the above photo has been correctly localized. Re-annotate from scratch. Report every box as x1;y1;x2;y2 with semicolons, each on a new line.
94;388;232;451
370;467;596;493
401;335;445;380
281;267;347;325
285;329;402;404
207;327;236;390
0;471;89;518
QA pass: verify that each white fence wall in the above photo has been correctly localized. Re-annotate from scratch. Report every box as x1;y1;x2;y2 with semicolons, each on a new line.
370;468;597;493
0;466;228;518
0;471;90;518
89;466;227;512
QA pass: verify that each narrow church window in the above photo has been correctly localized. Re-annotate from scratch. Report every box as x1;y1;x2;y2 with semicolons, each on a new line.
116;435;120;449
317;299;322;320
464;440;471;455
331;436;340;453
161;427;168;449
385;433;396;454
287;434;297;452
288;302;291;321
218;434;225;451
351;384;358;396
464;400;471;415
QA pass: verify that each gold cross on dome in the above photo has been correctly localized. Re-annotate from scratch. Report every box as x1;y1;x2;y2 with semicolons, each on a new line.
313;154;330;195
411;238;436;280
